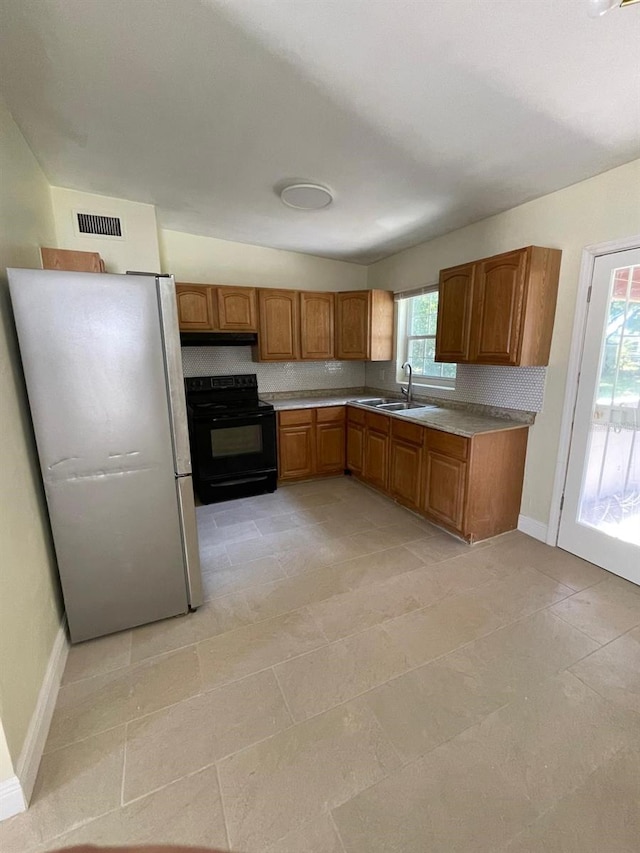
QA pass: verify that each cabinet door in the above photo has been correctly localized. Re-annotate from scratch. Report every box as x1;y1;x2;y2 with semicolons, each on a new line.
258;289;299;360
41;247;104;273
175;284;215;330
336;292;370;360
346;422;364;474
471;250;527;365
300;292;335;360
389;438;423;511
435;263;475;362
363;429;389;491
423;449;467;531
216;286;257;331
316;422;346;474
278;424;315;480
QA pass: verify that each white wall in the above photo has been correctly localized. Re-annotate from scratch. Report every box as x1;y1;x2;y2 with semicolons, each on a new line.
0;99;62;791
50;187;161;274
159;228;368;290
367;159;640;529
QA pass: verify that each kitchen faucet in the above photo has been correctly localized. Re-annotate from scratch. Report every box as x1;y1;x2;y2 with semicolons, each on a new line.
400;361;413;406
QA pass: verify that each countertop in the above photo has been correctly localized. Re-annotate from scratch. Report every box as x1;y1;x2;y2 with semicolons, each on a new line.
269;394;529;438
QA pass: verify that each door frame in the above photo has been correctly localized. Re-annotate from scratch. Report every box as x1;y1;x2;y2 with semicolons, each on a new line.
548;234;640;546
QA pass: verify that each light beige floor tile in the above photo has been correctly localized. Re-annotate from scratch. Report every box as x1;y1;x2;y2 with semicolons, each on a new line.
45;764;227;850
278;537;375;577
501;745;640;853
490;531;608;591
334;672;640;853
311;514;378;539
27;727;125;845
404;531;484;563
275;625;412;721
212;498;291;526
335;545;426;591
62;630;131;684
0;812;43;853
308;567;444;641
219;698;400;850
347;521;431;553
365;610;599;762
265;813;345;853
123;669;291;802
203;518;262;544
243;564;350;622
226;528;313;564
570;627;640;714
333;719;539;853
255;511;319;535
47;646;200;750
198;544;231;572
198;607;327;690
130;594;253;662
409;544;516;597
202;554;287;599
384;590;505;667
550;576;640;643
473;566;574;621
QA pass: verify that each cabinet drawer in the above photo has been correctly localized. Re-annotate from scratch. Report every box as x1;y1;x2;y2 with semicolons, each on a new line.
424;428;468;460
279;408;314;427
316;405;345;423
391;418;425;446
365;410;391;434
347;405;365;424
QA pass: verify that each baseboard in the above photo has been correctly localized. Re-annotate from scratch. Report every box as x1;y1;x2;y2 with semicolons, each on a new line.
15;619;69;804
0;776;26;821
517;514;549;543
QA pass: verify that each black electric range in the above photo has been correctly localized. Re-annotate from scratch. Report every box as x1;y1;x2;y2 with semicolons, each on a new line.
185;374;277;504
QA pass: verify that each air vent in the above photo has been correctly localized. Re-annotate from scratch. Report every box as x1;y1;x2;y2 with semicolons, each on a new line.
76;212;123;238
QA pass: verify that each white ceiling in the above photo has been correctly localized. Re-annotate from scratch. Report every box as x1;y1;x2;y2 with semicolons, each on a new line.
1;0;639;264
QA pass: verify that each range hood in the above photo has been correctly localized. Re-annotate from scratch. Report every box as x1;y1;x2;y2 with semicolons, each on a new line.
180;331;258;347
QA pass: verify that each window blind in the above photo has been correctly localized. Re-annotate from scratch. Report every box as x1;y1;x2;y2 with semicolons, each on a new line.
393;282;438;301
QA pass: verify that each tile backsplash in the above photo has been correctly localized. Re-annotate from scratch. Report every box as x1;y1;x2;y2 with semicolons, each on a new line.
365;361;547;412
181;347;366;392
182;347;546;411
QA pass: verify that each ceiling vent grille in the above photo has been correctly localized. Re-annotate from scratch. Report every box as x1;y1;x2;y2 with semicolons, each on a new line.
76;212;123;238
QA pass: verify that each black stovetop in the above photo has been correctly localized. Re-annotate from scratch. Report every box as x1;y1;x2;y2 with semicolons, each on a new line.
184;373;273;416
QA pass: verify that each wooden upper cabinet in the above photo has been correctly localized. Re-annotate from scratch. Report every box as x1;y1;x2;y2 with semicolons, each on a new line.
435;263;475;362
436;246;561;367
300;292;335;360
41;247;104;273
336;290;394;361
216;286;257;331
175;284;215;330
257;289;299;361
471;250;527;365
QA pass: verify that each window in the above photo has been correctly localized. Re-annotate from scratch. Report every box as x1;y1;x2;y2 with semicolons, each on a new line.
397;287;456;387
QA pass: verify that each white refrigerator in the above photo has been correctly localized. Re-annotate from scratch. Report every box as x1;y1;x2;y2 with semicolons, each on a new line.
9;268;203;642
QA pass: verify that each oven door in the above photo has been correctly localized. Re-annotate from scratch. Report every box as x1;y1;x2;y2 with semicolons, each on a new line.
191;410;277;482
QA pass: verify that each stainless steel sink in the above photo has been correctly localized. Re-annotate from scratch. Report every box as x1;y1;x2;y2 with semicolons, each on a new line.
376;401;424;411
354;398;439;412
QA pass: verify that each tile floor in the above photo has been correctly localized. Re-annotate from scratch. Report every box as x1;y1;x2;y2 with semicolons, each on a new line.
2;477;639;853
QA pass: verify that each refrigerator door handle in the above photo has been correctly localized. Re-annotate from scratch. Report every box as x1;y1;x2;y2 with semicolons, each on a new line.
176;475;203;608
157;275;192;475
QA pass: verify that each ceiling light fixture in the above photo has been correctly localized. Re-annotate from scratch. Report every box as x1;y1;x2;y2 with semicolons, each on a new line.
587;0;639;16
280;183;333;210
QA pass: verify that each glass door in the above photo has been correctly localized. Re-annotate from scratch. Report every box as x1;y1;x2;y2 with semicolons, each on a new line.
558;249;640;585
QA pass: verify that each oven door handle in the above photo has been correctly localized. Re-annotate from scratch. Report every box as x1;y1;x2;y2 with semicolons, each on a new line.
207;412;274;424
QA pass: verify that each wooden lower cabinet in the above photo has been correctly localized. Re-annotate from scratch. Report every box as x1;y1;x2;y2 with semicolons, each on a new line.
423;450;467;530
346;404;529;542
316;407;346;475
278;406;345;481
389;420;425;512
362;411;390;491
346;408;365;474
